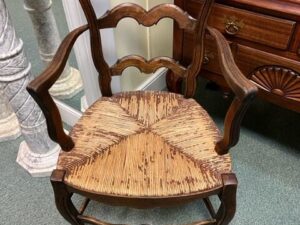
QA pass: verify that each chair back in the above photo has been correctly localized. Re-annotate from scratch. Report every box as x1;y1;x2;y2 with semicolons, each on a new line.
79;0;214;97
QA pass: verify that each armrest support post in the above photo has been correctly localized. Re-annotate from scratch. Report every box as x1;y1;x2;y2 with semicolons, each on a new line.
26;25;88;151
207;26;258;154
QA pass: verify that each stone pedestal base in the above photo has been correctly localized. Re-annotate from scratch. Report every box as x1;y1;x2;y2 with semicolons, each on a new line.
16;141;61;177
0;113;21;142
49;67;83;99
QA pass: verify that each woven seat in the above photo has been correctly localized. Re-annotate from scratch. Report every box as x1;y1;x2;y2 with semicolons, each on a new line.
58;91;231;198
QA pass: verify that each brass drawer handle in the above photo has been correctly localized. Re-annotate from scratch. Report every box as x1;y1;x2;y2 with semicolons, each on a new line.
203;50;214;65
224;16;244;36
203;56;210;64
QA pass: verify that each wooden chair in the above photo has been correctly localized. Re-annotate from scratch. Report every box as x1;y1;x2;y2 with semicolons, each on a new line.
27;0;257;224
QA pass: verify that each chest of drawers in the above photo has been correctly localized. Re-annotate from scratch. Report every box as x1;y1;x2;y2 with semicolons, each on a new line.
170;0;300;113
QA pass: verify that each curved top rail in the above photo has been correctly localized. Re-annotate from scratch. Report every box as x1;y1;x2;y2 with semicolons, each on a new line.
97;3;197;31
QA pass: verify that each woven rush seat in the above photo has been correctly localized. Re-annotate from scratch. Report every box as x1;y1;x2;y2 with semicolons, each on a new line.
57;91;232;198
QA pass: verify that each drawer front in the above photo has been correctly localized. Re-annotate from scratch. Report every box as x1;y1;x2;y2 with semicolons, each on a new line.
202;35;223;75
182;33;221;74
236;44;300;76
186;1;296;50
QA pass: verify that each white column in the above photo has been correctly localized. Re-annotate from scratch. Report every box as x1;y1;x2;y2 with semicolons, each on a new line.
0;0;60;177
23;0;83;99
62;0;121;108
0;88;21;142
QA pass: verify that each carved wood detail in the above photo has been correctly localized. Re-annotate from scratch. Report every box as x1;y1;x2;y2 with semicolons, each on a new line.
97;3;197;31
249;66;300;101
111;55;187;77
171;0;300;113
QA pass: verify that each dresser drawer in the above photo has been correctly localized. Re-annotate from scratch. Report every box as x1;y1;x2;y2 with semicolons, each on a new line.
235;44;300;76
202;35;224;75
182;33;224;75
186;1;296;50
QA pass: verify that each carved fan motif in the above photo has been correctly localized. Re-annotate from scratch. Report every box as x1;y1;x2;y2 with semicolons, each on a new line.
249;66;300;101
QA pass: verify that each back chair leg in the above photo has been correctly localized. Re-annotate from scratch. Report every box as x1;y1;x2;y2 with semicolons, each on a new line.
51;169;84;225
216;173;238;225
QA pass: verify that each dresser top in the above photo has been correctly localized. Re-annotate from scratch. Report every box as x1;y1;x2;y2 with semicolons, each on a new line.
219;0;300;21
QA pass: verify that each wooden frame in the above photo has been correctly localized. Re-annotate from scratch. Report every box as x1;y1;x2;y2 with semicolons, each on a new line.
51;170;238;225
26;1;257;224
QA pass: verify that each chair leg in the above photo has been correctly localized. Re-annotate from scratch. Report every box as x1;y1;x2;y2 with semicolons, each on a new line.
215;173;238;225
51;169;84;225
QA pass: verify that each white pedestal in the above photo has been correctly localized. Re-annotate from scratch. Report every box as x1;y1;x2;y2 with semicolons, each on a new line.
0;113;21;142
49;67;83;99
16;141;61;177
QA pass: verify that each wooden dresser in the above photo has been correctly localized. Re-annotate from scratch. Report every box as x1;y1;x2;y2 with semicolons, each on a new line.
170;0;300;113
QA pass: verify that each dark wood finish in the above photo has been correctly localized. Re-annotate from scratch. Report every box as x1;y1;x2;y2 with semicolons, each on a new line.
207;27;257;100
172;0;300;113
198;3;295;50
51;169;237;225
51;170;83;225
27;1;255;224
207;27;257;154
26;26;88;150
203;197;217;218
111;55;187;77
183;0;214;97
166;0;187;93
97;3;197;31
79;1;215;98
216;174;238;225
79;0;113;97
249;65;300;112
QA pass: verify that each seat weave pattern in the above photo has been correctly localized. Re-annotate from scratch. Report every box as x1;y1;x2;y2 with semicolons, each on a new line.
57;91;231;197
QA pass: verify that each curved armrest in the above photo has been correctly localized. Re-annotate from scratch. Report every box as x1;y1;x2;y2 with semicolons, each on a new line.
207;26;258;155
27;25;88;151
207;26;257;100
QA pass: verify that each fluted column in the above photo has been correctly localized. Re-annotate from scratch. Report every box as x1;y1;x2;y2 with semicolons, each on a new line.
0;0;60;177
0;88;21;142
23;0;83;99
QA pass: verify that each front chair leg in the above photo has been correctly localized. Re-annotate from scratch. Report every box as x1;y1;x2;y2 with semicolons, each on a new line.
216;173;238;225
51;169;84;225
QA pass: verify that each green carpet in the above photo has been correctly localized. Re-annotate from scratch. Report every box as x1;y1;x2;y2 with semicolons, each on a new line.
1;0;299;224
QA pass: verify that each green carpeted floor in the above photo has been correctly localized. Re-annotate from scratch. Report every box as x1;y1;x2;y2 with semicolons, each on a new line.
1;0;299;224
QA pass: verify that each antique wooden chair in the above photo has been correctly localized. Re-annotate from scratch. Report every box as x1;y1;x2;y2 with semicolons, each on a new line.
27;0;257;224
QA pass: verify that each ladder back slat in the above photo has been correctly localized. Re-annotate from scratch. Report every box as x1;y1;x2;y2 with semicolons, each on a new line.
111;55;187;77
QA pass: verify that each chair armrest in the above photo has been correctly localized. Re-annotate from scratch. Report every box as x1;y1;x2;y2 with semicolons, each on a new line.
207;26;257;100
207;26;258;155
26;25;88;151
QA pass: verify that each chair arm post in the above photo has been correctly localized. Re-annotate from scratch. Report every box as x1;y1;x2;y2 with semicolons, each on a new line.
26;87;74;151
215;94;255;155
207;26;258;154
26;25;88;151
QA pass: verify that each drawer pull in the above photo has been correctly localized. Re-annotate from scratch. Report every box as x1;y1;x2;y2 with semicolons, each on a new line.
224;16;244;36
203;51;215;65
203;56;210;64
